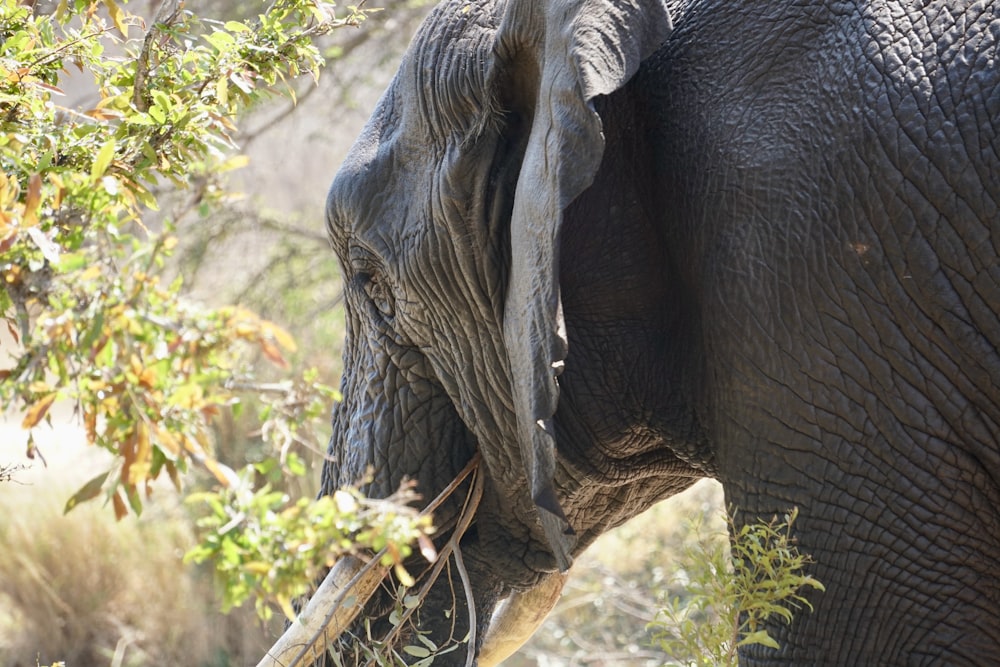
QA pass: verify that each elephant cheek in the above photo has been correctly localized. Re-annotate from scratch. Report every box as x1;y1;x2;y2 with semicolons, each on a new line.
326;342;479;516
323;339;390;490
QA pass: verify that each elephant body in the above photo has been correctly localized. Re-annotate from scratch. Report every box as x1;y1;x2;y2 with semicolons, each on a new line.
319;0;1000;663
645;0;1000;661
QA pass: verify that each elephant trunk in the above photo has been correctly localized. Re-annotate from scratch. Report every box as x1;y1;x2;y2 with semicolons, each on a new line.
257;454;562;666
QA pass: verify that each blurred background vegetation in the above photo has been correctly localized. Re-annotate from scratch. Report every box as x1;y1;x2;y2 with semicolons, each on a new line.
0;1;728;665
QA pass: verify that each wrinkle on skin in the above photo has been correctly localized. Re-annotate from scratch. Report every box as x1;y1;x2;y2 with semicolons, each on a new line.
648;0;1000;662
320;0;999;662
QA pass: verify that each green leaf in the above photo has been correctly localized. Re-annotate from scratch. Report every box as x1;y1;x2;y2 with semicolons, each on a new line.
90;137;116;183
57;252;89;272
149;103;167;125
285;452;306;476
402;645;431;658
64;471;110;513
738;630;780;649
125;483;143;516
205;29;236;51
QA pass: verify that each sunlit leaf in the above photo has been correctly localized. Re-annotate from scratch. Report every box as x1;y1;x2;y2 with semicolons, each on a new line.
738;630;780;649
21;393;57;429
215;76;228;106
203;457;239;488
261;320;297;352
260;340;289;368
417;533;437;562
22;173;41;227
26;227;60;264
90;137;117;183
102;0;129;35
394;562;415;588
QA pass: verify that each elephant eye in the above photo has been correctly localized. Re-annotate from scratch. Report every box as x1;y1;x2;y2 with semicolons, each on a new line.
361;273;394;318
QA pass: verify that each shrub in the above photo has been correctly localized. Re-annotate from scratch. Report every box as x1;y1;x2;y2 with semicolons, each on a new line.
649;507;825;666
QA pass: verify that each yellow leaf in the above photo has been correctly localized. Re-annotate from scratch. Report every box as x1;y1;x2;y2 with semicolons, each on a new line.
22;173;41;227
234;322;257;338
260;340;289;368
217;155;250;173
277;595;298;622
129;422;151;484
394;562;415;588
155;426;182;456
102;0;128;35
21;393;56;429
202;457;239;488
261;320;297;352
138;366;157;389
47;172;64;209
0;171;14;206
244;562;271;575
215;76;228;106
80;264;102;281
170;383;203;409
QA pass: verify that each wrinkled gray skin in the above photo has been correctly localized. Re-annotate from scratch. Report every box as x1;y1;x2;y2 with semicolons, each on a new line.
320;0;1000;663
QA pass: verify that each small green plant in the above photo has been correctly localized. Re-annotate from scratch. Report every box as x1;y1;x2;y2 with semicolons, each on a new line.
649;508;824;666
332;588;465;667
185;468;436;621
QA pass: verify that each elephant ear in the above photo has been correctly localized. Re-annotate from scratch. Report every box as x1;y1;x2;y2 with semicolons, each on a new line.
499;0;672;569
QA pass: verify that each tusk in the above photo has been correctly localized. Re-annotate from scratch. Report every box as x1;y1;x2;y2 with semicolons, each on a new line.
256;554;388;667
477;572;569;667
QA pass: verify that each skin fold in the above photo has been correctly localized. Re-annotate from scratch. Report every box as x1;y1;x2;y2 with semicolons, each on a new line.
318;0;1000;663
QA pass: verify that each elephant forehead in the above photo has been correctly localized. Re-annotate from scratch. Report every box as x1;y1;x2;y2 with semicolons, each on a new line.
325;89;422;246
328;0;502;255
396;0;502;144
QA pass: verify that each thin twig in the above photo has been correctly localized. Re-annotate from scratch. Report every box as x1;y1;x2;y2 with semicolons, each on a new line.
133;0;183;111
376;454;485;657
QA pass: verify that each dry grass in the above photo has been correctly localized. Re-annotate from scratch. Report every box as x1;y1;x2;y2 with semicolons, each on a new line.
0;482;278;667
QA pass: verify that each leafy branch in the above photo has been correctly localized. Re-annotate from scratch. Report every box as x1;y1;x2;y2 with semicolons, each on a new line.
649;508;825;666
0;0;372;513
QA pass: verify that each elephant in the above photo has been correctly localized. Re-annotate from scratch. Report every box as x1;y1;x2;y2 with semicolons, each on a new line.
305;0;1000;663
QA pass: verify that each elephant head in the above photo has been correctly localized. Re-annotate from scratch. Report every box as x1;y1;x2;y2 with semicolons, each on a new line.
313;0;702;661
286;0;1000;663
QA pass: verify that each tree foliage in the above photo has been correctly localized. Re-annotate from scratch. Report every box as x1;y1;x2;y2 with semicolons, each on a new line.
1;0;346;512
0;0;429;622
